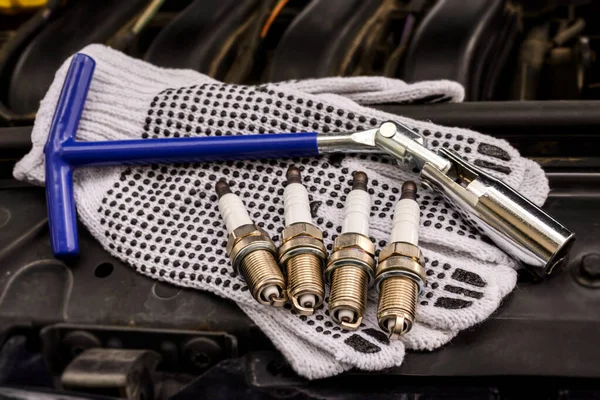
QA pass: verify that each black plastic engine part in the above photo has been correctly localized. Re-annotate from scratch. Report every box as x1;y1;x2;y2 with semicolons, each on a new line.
0;0;62;126
145;0;280;83
267;0;383;81
402;0;520;100
2;0;149;117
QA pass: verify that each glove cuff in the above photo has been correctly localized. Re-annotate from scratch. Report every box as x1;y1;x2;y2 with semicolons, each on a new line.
14;44;214;185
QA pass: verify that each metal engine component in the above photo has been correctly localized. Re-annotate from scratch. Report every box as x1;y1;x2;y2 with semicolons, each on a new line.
325;172;376;330
218;181;287;307
375;181;426;337
375;241;426;337
279;167;327;315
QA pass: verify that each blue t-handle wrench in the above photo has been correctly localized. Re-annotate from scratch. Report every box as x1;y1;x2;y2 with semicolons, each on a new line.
45;54;325;257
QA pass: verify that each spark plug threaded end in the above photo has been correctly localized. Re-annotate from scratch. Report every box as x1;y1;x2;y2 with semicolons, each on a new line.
240;249;287;307
377;276;419;336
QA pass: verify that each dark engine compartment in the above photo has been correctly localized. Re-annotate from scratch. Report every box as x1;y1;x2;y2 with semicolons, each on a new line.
1;1;600;399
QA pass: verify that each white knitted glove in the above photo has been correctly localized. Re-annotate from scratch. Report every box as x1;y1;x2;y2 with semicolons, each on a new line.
14;45;544;379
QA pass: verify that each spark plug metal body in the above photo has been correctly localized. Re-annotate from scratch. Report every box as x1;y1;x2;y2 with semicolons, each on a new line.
279;167;327;315
325;172;376;330
375;181;426;337
217;181;287;307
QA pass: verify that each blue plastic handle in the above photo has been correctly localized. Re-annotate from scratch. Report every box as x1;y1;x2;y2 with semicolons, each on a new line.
44;54;96;257
62;133;319;166
44;53;320;257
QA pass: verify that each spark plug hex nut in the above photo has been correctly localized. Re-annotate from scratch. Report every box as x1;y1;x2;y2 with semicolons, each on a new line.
226;224;278;270
281;222;323;242
375;243;426;294
279;223;327;265
378;242;425;270
325;233;376;283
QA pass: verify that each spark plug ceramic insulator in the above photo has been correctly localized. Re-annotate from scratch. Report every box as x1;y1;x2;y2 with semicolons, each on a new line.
389;183;420;245
217;180;287;307
375;181;427;337
278;167;327;316
325;171;376;330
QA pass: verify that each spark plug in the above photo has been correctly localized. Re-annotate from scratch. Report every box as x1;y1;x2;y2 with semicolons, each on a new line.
375;181;427;337
216;180;287;307
325;171;376;330
278;167;327;315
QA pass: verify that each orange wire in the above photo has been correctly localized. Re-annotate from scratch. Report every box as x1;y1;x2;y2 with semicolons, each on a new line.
260;0;289;38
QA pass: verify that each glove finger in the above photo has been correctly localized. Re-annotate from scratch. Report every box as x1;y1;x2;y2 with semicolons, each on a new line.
518;157;550;207
279;76;464;104
277;76;405;95
402;322;458;351
342;80;464;105
415;244;517;332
